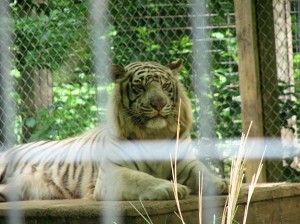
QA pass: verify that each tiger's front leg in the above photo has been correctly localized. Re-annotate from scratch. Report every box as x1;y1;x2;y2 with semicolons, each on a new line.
94;166;190;201
177;159;228;195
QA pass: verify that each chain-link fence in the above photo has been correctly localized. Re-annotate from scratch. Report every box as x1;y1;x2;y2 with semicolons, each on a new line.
0;0;299;182
271;0;300;181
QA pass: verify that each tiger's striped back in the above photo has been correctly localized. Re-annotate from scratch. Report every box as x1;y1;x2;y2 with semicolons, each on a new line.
0;128;107;200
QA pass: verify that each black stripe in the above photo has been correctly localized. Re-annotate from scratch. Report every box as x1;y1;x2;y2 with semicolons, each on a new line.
177;163;194;185
72;162;78;180
45;160;55;169
131;160;140;171
143;161;156;174
43;172;73;199
10;141;58;172
0;192;7;202
78;166;84;193
0;165;7;183
19;161;29;173
62;164;70;185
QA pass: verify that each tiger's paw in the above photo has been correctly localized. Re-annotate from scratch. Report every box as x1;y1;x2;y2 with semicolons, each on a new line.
139;181;190;200
0;185;7;202
203;178;229;195
219;179;229;194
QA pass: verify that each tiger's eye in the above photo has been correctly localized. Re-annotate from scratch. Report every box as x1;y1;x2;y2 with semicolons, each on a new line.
132;85;144;94
162;83;170;89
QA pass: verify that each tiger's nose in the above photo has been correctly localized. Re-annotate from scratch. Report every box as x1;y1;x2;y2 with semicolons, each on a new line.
150;102;166;111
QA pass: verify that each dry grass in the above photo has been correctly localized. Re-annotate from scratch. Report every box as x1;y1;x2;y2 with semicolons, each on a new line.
170;99;202;224
170;98;186;224
221;131;250;224
221;122;264;224
242;147;265;224
171;118;264;224
129;201;153;224
198;171;204;224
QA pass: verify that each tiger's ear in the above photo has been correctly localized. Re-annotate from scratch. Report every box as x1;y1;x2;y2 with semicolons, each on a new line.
166;59;183;76
109;64;126;82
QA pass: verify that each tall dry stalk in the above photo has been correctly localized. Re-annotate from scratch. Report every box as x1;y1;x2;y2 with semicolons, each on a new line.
221;132;248;224
129;201;153;224
170;98;186;224
198;171;204;224
242;147;265;224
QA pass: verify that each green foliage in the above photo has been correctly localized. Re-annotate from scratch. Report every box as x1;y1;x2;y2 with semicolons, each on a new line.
6;0;248;143
212;70;241;139
25;74;103;141
12;0;89;71
293;53;300;93
10;0;243;142
10;0;94;142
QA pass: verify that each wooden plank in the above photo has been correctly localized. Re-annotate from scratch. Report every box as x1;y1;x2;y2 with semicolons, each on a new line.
234;0;266;183
1;183;300;224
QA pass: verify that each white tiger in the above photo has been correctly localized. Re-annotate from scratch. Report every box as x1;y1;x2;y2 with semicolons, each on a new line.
0;60;228;201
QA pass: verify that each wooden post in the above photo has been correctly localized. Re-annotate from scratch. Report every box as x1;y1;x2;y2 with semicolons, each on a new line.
234;0;267;182
33;68;53;110
21;68;53;142
235;0;285;182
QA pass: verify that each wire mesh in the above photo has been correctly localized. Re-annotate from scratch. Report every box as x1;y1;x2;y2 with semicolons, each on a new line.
5;0;240;143
253;0;300;182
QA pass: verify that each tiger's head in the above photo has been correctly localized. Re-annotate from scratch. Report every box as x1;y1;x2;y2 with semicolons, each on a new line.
109;60;193;140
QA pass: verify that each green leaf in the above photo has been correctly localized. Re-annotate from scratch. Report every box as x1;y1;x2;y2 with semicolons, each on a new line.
25;117;37;128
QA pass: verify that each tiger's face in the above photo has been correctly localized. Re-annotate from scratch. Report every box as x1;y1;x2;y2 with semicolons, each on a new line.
111;61;181;129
